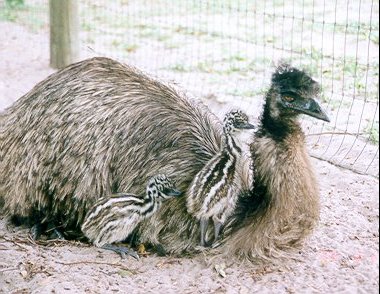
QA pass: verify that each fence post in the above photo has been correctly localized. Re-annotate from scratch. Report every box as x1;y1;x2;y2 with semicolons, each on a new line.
49;0;79;69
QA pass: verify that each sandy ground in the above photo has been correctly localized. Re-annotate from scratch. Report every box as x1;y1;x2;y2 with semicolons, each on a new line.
0;22;379;293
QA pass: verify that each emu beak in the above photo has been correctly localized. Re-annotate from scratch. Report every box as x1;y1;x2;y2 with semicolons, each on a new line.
165;188;182;197
295;98;330;122
237;123;256;130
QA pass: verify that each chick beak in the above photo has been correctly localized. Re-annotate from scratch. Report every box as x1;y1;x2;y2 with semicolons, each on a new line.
237;123;256;130
165;188;182;197
294;98;330;122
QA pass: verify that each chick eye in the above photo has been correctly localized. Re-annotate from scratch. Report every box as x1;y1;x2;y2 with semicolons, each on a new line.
283;96;295;102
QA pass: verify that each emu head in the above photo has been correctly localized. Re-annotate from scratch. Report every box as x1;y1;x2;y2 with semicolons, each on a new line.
267;63;330;122
223;110;255;135
147;174;182;200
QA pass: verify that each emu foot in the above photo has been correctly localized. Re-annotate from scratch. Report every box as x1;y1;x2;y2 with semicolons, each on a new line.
200;218;209;247
30;223;42;240
101;244;139;260
213;221;222;243
49;228;65;240
153;244;167;257
30;221;66;241
211;240;222;249
210;234;222;249
194;245;210;252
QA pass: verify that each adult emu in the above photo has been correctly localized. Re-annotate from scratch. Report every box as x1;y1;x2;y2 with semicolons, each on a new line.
0;57;329;262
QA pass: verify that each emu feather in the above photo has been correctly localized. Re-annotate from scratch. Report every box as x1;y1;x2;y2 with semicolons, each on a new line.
0;58;327;262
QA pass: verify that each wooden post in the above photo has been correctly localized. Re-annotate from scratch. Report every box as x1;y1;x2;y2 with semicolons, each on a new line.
49;0;79;69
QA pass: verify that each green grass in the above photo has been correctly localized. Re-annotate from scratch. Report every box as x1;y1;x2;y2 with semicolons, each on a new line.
370;33;379;45
0;1;47;32
122;43;139;53
0;2;23;22
5;0;24;8
365;122;379;144
166;56;271;77
226;87;266;98
168;63;192;73
2;0;378;145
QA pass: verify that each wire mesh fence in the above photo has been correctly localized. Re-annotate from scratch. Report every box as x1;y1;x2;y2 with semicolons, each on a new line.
1;0;379;177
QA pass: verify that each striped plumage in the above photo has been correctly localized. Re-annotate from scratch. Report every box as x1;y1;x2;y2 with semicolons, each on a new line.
0;57;329;262
82;174;181;247
187;110;254;246
0;57;221;238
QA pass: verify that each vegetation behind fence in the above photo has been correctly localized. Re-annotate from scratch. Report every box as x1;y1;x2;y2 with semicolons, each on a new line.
1;0;378;176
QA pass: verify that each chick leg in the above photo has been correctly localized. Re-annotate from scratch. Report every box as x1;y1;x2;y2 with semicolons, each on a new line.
213;220;223;244
101;244;139;260
46;223;65;240
30;223;42;240
50;228;65;240
200;218;209;247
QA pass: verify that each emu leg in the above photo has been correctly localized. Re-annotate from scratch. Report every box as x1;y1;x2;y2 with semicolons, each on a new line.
101;244;139;260
200;218;209;247
213;221;223;244
154;243;167;256
30;223;42;240
45;222;66;240
49;228;65;240
30;218;65;241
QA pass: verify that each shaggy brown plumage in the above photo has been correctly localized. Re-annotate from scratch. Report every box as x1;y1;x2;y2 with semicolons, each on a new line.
0;58;328;262
0;57;221;234
221;63;329;261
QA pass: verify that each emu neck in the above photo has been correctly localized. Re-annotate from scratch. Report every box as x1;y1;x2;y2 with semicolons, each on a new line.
226;95;320;260
260;97;301;141
223;130;242;157
143;190;161;215
144;189;157;204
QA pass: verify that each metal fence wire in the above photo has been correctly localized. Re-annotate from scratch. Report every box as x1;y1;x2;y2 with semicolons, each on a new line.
1;0;379;177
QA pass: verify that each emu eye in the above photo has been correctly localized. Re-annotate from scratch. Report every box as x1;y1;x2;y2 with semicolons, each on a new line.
283;96;295;102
